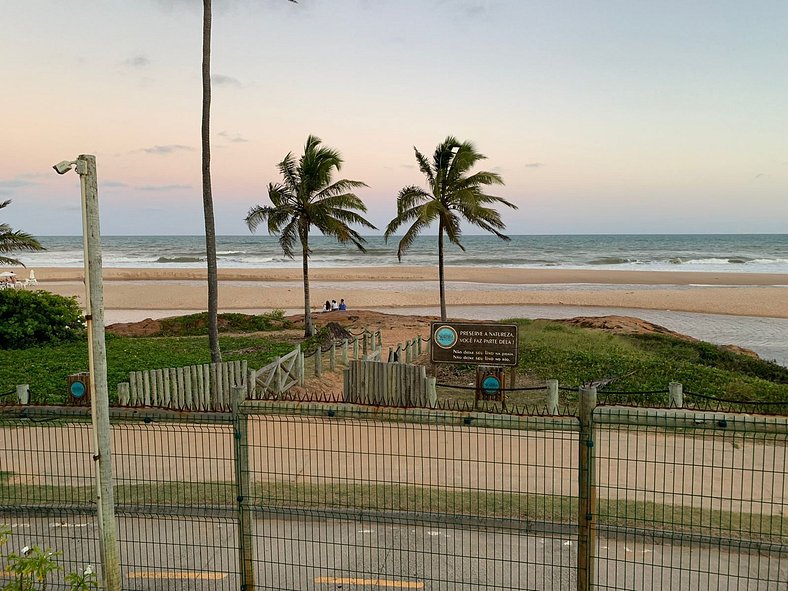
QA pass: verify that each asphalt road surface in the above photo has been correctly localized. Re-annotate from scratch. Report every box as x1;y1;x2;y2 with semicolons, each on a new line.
2;514;785;590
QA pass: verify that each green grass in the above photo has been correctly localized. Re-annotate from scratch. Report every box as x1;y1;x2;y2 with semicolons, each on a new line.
0;334;295;404
2;480;783;544
506;319;788;404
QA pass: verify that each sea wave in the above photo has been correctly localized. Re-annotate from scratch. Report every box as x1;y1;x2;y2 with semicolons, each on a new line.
586;257;641;265
155;256;204;263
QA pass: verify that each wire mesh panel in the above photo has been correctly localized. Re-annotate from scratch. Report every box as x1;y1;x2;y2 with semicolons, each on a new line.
110;414;240;589
0;410;100;586
244;405;580;590
592;407;788;590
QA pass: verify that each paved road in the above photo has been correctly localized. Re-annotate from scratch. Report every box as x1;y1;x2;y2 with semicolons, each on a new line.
2;515;785;590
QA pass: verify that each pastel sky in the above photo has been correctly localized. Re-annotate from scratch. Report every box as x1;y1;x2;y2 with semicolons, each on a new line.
2;0;787;236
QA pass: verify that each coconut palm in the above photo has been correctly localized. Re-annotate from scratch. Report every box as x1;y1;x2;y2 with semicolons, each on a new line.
201;0;220;362
245;135;376;337
0;200;44;265
385;136;517;320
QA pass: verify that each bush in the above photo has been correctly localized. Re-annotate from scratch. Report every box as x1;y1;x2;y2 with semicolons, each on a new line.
0;290;85;349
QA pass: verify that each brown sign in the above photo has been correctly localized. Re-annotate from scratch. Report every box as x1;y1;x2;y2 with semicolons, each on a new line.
430;322;519;366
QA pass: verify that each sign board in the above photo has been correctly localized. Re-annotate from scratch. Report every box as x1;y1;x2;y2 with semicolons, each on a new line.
67;372;91;405
430;322;519;366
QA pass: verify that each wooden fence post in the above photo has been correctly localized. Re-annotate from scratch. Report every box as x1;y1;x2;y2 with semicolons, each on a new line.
298;350;305;386
427;376;437;408
117;383;129;406
546;379;559;415
232;386;256;591
578;386;597;591
315;347;322;377
342;339;349;364
330;342;337;371
417;337;422;356
669;382;683;408
353;337;359;360
363;332;369;357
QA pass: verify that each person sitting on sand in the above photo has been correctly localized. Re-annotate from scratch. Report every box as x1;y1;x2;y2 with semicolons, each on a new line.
339;299;347;311
323;300;331;312
331;299;339;310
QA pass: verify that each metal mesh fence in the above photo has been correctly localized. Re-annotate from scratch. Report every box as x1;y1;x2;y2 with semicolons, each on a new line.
592;407;788;590
3;402;787;590
243;407;580;590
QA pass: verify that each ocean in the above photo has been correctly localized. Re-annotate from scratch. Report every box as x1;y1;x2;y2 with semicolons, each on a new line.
18;234;788;273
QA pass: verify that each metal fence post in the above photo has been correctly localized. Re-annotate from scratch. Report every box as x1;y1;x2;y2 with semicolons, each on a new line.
232;386;256;591
578;386;597;591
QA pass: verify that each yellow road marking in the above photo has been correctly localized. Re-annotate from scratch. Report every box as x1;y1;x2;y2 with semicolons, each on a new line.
128;571;227;580
315;577;424;589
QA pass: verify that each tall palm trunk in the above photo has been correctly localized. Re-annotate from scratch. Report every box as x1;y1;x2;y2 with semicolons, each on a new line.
202;0;220;362
438;220;447;320
301;225;314;337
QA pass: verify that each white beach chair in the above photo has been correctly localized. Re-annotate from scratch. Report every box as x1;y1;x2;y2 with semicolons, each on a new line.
23;270;37;288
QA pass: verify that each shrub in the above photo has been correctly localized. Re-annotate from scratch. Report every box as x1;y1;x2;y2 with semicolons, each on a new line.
0;290;85;349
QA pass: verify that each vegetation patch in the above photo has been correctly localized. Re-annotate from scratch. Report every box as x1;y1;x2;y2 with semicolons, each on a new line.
0;290;85;349
0;334;295;404
155;310;291;337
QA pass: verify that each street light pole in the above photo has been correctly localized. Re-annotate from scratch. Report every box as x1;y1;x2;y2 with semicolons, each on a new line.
55;154;122;590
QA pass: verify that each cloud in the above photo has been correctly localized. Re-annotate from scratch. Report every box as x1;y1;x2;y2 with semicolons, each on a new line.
123;55;150;68
103;180;130;188
212;74;242;87
524;162;543;168
752;173;767;181
141;144;193;155
0;178;36;189
218;131;248;143
137;184;192;191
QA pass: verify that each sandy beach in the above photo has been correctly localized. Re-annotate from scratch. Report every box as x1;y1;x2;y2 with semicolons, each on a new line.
13;266;788;319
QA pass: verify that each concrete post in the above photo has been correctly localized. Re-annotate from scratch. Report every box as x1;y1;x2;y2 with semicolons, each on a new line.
78;155;122;591
546;379;559;415
232;386;255;590
16;384;30;405
578;386;597;591
669;382;683;409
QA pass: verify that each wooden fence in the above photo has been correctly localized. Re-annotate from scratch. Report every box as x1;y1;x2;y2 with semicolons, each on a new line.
344;360;437;408
247;346;301;400
117;360;247;412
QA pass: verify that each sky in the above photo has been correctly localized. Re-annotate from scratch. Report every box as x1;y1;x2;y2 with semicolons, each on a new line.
2;0;787;236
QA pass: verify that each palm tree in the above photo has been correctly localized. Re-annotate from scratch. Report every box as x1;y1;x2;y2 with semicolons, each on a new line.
0;200;44;265
245;135;376;337
201;0;220;362
385;136;517;320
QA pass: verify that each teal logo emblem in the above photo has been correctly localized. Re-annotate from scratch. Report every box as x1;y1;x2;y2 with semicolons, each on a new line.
434;326;458;349
482;376;501;394
70;381;86;398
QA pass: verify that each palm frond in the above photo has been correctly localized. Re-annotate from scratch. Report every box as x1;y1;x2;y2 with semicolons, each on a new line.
413;148;435;186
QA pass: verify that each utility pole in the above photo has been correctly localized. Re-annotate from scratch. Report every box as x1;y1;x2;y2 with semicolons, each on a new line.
54;154;122;590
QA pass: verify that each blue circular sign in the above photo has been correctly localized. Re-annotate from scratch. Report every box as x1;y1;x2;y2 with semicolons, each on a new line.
434;326;458;349
482;375;501;394
70;381;86;398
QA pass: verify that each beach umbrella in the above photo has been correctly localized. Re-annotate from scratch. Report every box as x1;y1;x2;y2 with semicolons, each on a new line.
0;271;16;277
